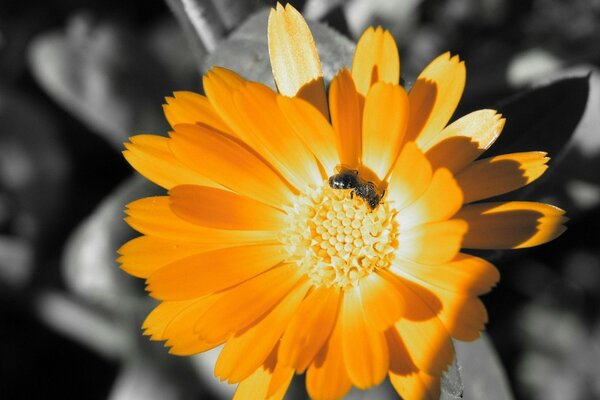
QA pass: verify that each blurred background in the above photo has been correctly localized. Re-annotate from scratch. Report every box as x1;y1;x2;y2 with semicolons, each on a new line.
1;0;599;399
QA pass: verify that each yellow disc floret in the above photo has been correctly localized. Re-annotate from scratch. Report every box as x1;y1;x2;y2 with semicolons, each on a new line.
282;185;398;289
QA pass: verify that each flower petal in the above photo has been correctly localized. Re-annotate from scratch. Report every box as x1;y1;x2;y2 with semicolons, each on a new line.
125;196;277;243
397;220;467;265
203;67;248;134
360;271;406;331
268;3;328;117
362;82;409;179
385;327;417;376
215;279;311;383
386;142;433;211
306;315;352;399
279;286;340;372
418;285;488;341
456;151;549;203
424;109;505;173
351;27;400;96
169;185;287;231
389;278;455;374
233;82;324;190
277;95;338;175
389;370;441;400
118;236;228;278
391;253;500;296
329;68;362;169
455;201;568;249
234;364;294;400
406;52;465;146
395;168;463;230
342;286;389;389
123;135;219;190
163;91;232;134
195;264;303;343
147;244;285;300
142;296;223;355
169;123;295;208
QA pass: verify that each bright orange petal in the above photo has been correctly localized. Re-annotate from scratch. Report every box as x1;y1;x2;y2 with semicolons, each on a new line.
215;279;311;383
456;201;568;249
389;278;455;374
397;220;467;265
169;185;287;231
163;91;233;134
406;52;465;146
123;135;219;190
362;82;409;179
118;236;228;278
146;244;285;300
234;363;294;400
142;296;223;355
386;142;433;211
359;271;406;331
268;3;328;117
233;82;323;190
456;151;549;203
391;253;500;296
351;27;400;96
395;168;463;229
202;67;248;135
420;285;488;341
329;68;362;169
195;264;303;343
385;327;418;376
125;196;277;243
306;314;352;400
342;286;389;389
169;123;295;208
279;286;340;372
277;95;338;175
424;109;505;173
389;370;441;400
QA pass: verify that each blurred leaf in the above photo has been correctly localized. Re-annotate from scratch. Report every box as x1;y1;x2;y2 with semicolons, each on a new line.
62;174;162;309
507;48;564;87
454;334;514;400
165;0;224;64
202;8;355;88
0;236;33;288
490;74;590;160
109;359;205;400
440;357;463;399
210;0;264;30
0;87;69;241
27;14;171;149
35;291;128;359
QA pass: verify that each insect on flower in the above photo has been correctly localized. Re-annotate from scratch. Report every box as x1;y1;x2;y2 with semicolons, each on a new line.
328;168;385;210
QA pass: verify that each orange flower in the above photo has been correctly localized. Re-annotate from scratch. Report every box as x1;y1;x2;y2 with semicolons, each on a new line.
119;3;566;399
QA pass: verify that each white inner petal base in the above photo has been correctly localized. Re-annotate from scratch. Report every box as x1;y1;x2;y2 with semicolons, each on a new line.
281;185;398;288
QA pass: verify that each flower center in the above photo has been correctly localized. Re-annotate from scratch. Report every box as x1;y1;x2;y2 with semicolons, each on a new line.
281;185;398;288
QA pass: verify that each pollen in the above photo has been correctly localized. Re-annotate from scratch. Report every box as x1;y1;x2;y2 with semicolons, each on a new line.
281;185;398;288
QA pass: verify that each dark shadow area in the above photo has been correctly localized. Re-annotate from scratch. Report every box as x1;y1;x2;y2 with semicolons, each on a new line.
425;135;481;172
457;157;531;203
490;75;589;159
459;207;545;249
406;78;437;143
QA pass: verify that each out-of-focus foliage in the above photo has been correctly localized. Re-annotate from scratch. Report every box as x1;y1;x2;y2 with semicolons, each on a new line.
1;0;600;399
